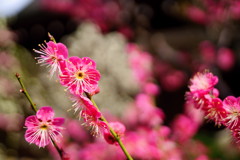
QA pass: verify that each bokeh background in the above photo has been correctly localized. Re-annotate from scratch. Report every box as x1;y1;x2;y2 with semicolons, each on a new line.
1;0;240;159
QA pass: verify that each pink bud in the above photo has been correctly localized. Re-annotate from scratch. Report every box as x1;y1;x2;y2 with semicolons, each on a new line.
217;48;235;71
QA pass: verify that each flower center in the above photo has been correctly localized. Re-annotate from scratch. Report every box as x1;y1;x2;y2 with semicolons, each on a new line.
40;124;48;130
75;71;85;80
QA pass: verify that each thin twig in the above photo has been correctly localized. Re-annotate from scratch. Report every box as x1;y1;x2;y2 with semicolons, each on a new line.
15;73;65;159
85;92;133;160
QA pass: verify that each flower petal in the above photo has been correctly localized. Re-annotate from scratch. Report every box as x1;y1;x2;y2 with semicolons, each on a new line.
25;115;38;127
36;106;55;121
52;117;65;126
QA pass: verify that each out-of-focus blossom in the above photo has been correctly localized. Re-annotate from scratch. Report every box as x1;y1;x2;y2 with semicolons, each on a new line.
186;0;240;26
126;44;153;87
172;115;198;143
78;141;125;160
186;6;207;25
217;48;235;71
160;69;186;92
184;102;204;125
24;106;65;147
143;82;160;96
41;0;124;33
65;120;89;143
135;93;164;127
199;41;216;64
0;113;23;131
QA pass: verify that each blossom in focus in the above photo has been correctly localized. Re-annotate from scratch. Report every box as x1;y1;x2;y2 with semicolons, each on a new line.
24;106;65;147
34;41;69;77
204;98;226;126
104;122;126;145
60;56;100;95
222;96;240;129
71;94;95;116
81;104;108;136
186;71;219;109
188;71;218;92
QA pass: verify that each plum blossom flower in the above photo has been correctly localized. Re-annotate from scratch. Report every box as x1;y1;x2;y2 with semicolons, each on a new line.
222;96;240;129
204;98;226;126
104;122;126;145
188;71;218;92
34;41;68;77
71;94;94;116
186;71;219;109
81;104;108;136
24;106;64;147
59;56;100;95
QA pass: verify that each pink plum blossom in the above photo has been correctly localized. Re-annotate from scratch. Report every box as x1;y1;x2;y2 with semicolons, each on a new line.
204;98;226;126
222;96;240;129
71;94;108;136
186;71;219;109
59;56;100;95
188;71;218;92
103;122;126;145
24;106;64;147
81;104;108;136
34;41;68;77
71;94;95;116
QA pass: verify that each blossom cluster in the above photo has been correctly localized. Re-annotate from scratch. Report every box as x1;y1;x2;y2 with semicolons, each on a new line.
186;70;240;142
27;37;126;149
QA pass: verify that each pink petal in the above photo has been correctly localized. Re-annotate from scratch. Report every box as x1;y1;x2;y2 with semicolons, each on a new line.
56;43;68;59
52;117;65;126
36;106;55;121
81;57;96;69
25;115;38;127
223;96;237;107
69;56;82;67
46;41;57;50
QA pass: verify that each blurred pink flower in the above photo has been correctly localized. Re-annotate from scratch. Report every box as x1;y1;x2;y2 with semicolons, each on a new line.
135;93;165;127
126;44;153;86
143;82;160;96
160;70;186;92
199;41;216;64
65;119;89;143
186;6;207;25
59;56;100;95
24;106;65;147
217;47;235;71
172;115;198;143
